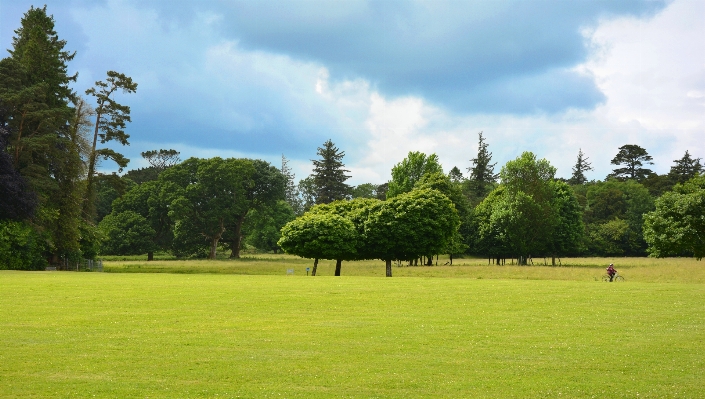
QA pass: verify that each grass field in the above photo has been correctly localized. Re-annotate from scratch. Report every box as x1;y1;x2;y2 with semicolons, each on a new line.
1;258;704;398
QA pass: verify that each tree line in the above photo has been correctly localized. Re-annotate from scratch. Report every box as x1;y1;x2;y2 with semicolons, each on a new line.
1;6;703;270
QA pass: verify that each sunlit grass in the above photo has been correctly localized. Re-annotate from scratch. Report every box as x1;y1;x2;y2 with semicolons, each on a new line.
103;255;705;284
1;271;703;398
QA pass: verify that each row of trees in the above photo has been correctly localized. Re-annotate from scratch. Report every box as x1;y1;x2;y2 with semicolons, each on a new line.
0;6;137;269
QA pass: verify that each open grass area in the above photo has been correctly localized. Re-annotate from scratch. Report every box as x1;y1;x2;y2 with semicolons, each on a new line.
1;268;704;398
103;255;705;284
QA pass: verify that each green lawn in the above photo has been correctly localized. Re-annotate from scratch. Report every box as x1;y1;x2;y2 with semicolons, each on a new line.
1;265;703;398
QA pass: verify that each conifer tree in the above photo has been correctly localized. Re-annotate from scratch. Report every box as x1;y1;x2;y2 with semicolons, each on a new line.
311;139;351;204
281;155;302;214
467;131;498;200
568;148;594;185
609;144;653;181
84;71;137;220
668;150;702;184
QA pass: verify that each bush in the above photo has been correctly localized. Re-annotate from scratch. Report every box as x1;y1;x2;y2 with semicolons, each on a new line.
0;220;47;270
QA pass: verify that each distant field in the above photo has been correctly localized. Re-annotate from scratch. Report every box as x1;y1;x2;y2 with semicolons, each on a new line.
102;255;705;284
1;265;704;398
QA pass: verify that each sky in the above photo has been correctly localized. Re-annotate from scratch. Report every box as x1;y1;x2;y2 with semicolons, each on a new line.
1;0;704;185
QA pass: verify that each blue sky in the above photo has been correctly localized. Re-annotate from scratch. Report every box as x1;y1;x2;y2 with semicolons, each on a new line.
1;0;704;184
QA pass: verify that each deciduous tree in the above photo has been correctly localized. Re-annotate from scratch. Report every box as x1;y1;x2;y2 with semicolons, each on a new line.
387;151;443;198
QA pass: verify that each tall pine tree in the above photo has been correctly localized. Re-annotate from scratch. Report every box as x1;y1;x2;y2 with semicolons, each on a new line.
669;150;702;184
609;144;653;181
568;148;594;185
311;139;351;204
466;131;498;201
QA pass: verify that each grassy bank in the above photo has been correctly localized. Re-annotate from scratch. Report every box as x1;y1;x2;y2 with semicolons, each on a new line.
1;270;703;398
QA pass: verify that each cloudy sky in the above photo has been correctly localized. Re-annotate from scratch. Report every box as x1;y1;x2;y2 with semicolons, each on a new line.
1;0;703;184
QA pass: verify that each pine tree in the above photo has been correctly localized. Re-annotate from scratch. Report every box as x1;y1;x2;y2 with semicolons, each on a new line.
311;139;351;204
0;6;87;262
609;144;653;181
281;155;303;214
84;71;137;220
467;131;498;199
568;148;594;185
668;150;702;184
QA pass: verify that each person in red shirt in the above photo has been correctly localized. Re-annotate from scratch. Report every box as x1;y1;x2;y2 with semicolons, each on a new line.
606;263;617;282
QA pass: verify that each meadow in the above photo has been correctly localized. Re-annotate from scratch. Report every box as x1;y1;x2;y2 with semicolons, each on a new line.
1;257;703;398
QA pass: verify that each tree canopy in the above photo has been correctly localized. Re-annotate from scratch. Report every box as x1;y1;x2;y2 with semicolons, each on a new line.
387;151;443;198
609;144;653;181
312;139;351;204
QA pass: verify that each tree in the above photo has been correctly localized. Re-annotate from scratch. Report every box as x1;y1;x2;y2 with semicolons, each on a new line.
669;150;702;184
466;132;498;201
278;212;359;276
643;175;705;260
312;139;351;204
243;200;295;253
387;151;443;198
298;176;317;212
222;159;286;258
568;148;593;185
609;144;653;181
583;179;654;256
141;149;181;173
98;211;156;256
84;70;137;220
0;5;88;263
473;152;583;264
281;155;303;215
0;128;37;221
365;189;460;276
351;183;378;199
165;158;252;259
448;166;464;183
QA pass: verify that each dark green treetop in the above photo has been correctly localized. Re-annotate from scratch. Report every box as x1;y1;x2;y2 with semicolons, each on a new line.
387;151;443;198
568;148;593;185
466;131;498;200
312;139;351;204
609;144;653;181
668;150;702;184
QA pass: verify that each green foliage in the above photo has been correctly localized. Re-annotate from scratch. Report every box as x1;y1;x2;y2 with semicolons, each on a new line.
365;189;460;262
244;200;295;252
668;150;702;185
166;158;253;259
351;183;377;199
466;131;498;201
583;179;654;256
98;211;156;256
568;148;593;185
609;144;654;181
387;151;443;198
140;149;181;172
473;153;583;260
311;139;351;204
0;220;47;270
278;212;359;261
644;175;705;260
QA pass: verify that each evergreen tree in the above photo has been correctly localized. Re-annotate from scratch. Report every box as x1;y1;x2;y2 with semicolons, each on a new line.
311;139;351;204
568;148;594;185
84;70;137;220
467;131;498;200
141;149;181;173
0;6;88;263
609;144;653;181
668;150;702;184
281;155;303;214
448;166;464;183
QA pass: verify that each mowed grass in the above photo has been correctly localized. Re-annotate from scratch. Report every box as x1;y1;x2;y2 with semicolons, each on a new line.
1;268;704;398
104;255;705;284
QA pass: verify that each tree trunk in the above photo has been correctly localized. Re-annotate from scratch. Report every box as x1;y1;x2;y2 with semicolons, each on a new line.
83;108;103;220
385;259;392;277
552;255;556;266
148;251;154;261
229;213;247;258
450;254;453;265
312;258;318;276
335;259;342;276
209;237;219;259
426;255;433;266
